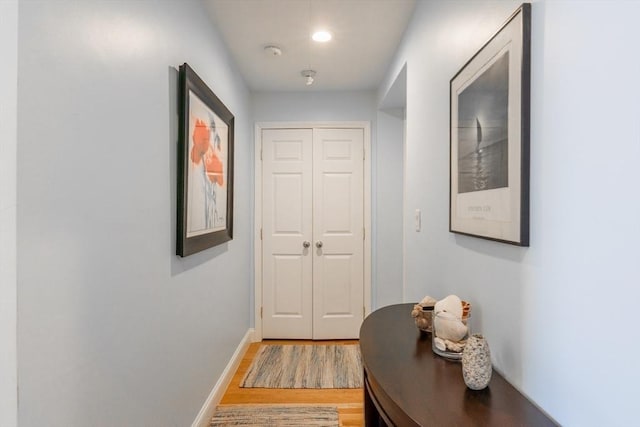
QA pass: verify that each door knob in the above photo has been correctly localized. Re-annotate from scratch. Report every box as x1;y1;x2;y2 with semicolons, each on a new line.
315;241;323;248
303;241;311;248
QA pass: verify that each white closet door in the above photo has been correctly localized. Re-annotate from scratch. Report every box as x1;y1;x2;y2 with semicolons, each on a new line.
312;128;364;339
262;129;313;339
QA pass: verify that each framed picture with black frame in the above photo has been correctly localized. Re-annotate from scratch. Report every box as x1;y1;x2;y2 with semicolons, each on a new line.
449;3;531;246
177;63;234;257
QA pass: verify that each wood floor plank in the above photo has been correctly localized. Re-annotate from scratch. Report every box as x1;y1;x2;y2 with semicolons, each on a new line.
219;340;364;426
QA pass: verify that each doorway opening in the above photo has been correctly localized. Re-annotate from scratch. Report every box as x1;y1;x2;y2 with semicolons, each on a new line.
376;64;407;307
254;122;372;341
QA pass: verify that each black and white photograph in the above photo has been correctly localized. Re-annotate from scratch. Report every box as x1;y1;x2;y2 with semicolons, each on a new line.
457;52;509;194
449;3;530;246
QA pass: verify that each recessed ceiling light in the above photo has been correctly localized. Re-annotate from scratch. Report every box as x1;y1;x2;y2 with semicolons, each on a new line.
312;30;332;43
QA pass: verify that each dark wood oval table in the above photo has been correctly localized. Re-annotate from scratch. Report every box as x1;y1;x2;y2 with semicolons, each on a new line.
359;303;557;426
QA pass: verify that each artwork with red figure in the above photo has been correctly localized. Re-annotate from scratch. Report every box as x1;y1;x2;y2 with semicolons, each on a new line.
186;92;228;237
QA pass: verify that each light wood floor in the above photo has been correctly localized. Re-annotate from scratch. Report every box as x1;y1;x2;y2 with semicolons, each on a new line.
219;340;364;426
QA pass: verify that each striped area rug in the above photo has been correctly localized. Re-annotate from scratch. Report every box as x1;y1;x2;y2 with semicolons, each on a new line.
240;344;363;389
210;405;339;426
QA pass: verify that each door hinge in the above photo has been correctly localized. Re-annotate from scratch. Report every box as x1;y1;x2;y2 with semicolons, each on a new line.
260;149;263;161
363;306;366;318
260;228;263;240
261;307;263;318
363;228;365;240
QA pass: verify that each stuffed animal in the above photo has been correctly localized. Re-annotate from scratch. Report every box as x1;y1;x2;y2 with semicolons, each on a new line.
432;294;472;352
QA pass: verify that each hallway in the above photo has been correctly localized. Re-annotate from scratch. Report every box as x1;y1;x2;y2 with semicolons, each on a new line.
219;340;363;426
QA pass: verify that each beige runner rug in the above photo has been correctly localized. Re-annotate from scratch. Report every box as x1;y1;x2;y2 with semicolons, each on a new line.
210;405;338;426
240;344;363;388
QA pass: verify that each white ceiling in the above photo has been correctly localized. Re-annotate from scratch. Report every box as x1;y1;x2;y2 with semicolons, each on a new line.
204;0;416;92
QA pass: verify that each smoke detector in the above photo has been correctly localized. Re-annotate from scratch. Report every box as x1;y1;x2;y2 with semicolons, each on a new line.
301;69;316;86
264;45;283;56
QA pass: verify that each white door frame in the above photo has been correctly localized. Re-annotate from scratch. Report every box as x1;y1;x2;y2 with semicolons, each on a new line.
254;121;372;341
0;1;18;424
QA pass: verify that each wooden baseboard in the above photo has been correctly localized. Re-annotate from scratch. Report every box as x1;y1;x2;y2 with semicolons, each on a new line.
191;328;255;427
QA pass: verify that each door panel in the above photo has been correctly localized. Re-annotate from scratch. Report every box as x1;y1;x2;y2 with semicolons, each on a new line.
262;127;365;340
321;254;353;314
272;255;304;314
312;128;364;339
262;129;313;339
321;173;353;232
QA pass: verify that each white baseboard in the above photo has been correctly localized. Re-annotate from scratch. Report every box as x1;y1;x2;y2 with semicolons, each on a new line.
191;328;255;427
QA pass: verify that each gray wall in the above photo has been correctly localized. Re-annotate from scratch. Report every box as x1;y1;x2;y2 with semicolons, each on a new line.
379;1;640;425
252;90;376;123
17;1;252;426
374;109;404;307
0;1;18;425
